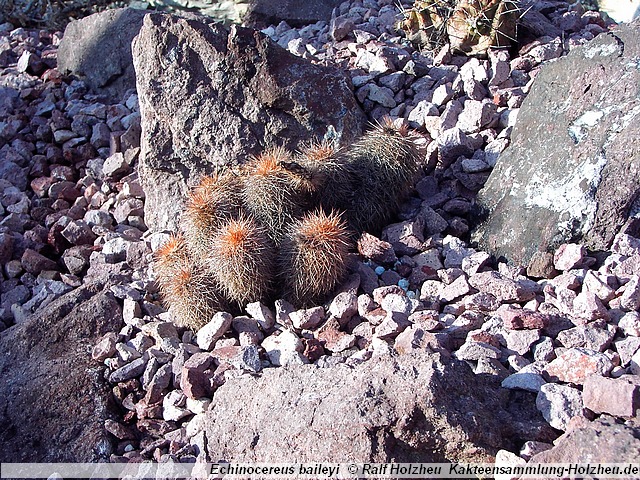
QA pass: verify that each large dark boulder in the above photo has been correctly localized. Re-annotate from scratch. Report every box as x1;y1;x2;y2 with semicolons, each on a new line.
58;8;147;102
132;13;365;232
243;0;341;28
0;284;123;462
472;22;640;267
205;352;554;463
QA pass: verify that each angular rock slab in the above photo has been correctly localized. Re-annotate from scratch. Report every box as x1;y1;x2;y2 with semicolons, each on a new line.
58;8;147;101
530;416;640;464
473;23;640;267
133;14;365;231
205;352;554;463
0;284;123;461
244;0;341;28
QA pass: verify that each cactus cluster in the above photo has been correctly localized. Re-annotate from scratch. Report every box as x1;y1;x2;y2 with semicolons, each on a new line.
154;120;423;330
397;0;519;57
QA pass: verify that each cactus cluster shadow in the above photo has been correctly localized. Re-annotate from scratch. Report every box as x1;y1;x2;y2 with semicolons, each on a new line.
154;119;424;330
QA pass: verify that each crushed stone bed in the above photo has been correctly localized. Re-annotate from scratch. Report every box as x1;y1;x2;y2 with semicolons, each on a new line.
1;0;638;466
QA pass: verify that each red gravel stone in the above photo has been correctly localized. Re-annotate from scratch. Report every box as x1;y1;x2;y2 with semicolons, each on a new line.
499;305;550;330
545;348;614;384
21;248;58;274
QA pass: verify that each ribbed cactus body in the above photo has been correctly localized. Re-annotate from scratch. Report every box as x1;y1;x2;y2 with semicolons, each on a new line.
156;120;424;326
340;121;422;233
181;173;244;258
207;215;276;307
155;235;226;330
279;210;351;308
242;148;315;245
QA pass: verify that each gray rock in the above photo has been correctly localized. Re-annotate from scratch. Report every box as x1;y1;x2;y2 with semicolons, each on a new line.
245;301;275;331
501;372;546;393
122;298;141;324
330;15;355;42
0;159;29;190
0;232;13;264
374;311;412;340
92;332;118;362
536;383;585;431
379;71;407;93
262;330;305;366
328;292;358;324
520;440;553;461
110;284;142;301
582;375;639;417
473;25;640;266
142;321;180;354
440;275;471;303
290;306;325;330
102;152;130;179
357;232;397;265
90;122;111;149
244;0;341;27
102;237;129;263
355;50;394;75
145;361;173;404
545;347;614;385
61;220;96;246
530;416;640;463
506;329;540;355
367;84;396;108
0;284;123;462
1;284;30;311
380;293;414;315
556;324;615;352
132;14;364;231
109;356;147;383
205;352;553;463
457;99;498;133
196;312;233;351
163;390;189;422
112;198;144;225
181;352;215;400
84;209;113;228
615;335;640;367
455;341;501;361
420;204;449;236
215;344;262;373
58;8;146;101
554;243;586;271
621;275;640;311
468;271;536;303
407;100;439;128
23;280;72;313
381;218;425;256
